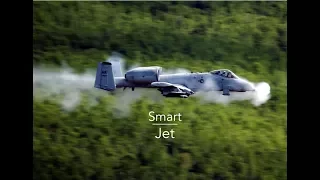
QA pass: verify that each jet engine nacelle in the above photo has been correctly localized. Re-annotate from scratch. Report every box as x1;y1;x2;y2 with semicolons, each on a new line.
125;66;162;84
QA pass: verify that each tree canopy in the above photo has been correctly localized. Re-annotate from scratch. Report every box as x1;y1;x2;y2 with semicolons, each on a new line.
33;2;287;180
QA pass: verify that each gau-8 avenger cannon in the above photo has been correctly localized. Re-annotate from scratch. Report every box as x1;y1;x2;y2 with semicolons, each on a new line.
94;61;255;98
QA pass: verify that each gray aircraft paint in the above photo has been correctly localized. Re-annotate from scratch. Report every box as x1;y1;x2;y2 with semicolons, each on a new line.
94;61;256;98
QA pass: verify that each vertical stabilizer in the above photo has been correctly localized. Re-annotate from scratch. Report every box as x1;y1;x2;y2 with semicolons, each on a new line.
94;62;116;91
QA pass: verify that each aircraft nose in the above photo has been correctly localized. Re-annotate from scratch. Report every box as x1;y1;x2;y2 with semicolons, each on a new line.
245;83;255;91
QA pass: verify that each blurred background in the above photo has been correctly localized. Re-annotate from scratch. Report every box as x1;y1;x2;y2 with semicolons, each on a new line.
33;1;287;180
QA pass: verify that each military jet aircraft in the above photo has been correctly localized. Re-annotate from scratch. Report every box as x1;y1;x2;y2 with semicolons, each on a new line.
94;61;255;98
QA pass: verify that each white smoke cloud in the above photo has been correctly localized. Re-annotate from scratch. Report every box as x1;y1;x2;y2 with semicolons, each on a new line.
107;52;125;77
33;53;162;116
33;53;271;116
33;66;105;111
111;88;164;118
251;82;271;106
194;76;271;106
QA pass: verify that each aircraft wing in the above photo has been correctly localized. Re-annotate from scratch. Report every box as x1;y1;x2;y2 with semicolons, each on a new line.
151;82;194;98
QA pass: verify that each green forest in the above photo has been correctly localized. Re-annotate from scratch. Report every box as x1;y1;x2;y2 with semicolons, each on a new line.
33;2;287;180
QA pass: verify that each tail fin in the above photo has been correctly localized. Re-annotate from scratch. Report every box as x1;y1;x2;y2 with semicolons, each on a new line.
94;62;116;91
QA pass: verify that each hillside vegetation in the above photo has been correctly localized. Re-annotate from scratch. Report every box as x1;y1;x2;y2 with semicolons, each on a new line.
33;2;287;180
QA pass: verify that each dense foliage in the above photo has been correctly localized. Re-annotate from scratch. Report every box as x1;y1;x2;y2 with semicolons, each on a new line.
33;2;287;180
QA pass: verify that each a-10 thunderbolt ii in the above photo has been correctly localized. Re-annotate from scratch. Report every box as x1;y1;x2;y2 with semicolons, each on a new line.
94;61;256;98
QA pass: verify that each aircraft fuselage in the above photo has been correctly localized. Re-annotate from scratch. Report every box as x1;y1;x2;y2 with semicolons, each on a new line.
114;72;255;93
94;62;256;98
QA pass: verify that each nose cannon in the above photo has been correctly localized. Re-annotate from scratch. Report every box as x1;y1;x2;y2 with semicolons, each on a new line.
244;82;255;91
237;79;255;92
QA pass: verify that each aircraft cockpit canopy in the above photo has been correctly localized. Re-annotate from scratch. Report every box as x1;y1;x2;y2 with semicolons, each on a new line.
210;69;239;79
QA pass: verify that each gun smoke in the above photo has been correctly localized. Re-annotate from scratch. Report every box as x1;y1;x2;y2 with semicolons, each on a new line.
33;54;271;116
195;79;271;106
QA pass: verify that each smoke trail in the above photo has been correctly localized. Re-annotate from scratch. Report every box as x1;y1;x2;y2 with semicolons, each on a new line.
33;65;105;111
33;53;271;116
33;53;161;116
